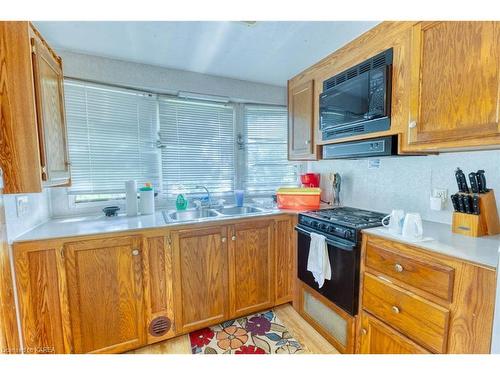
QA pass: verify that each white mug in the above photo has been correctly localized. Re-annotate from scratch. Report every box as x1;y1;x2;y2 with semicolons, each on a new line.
402;213;423;240
382;209;405;234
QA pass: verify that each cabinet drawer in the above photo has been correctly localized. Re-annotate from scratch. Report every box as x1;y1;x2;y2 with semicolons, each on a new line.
365;241;454;301
362;273;449;353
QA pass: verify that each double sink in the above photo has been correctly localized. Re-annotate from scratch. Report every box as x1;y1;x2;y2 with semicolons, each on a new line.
163;205;270;223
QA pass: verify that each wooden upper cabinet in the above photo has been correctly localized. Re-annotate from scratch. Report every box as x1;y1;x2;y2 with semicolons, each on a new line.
0;22;69;193
30;26;71;185
359;312;430;354
407;21;500;150
288;80;317;160
172;226;229;333
229;220;274;317
64;236;145;354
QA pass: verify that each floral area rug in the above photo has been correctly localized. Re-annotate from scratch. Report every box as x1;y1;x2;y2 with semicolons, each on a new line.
189;310;303;354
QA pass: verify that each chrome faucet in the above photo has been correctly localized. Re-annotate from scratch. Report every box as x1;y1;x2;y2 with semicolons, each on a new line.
195;185;211;207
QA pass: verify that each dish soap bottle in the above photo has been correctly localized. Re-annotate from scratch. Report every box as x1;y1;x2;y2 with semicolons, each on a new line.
176;193;188;211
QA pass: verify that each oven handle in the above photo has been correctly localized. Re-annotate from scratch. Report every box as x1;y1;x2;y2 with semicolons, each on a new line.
295;225;355;251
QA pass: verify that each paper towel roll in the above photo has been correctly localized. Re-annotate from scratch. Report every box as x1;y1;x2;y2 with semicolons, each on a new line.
125;180;138;216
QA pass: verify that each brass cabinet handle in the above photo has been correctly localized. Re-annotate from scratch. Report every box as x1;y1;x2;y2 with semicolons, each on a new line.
361;328;367;335
231;236;236;241
221;237;227;243
394;263;404;273
132;249;140;256
391;306;400;314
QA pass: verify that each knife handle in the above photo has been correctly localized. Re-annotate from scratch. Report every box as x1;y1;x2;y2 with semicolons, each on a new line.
463;194;472;214
455;168;469;193
477;170;487;193
468;172;479;193
450;194;460;212
457;194;466;213
472;194;480;215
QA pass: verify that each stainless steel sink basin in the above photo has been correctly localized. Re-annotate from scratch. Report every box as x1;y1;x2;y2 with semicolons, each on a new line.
164;208;219;222
214;206;264;215
163;205;270;223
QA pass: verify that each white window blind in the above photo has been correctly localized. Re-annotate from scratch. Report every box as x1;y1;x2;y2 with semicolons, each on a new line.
243;105;297;194
64;80;160;195
158;98;235;197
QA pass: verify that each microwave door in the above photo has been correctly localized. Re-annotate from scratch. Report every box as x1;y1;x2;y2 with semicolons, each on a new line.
320;71;370;130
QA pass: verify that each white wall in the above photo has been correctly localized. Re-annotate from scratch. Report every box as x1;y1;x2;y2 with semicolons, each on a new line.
59;51;287;105
3;190;51;243
308;149;500;224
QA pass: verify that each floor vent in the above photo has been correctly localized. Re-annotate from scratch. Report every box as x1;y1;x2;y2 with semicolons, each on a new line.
149;316;171;337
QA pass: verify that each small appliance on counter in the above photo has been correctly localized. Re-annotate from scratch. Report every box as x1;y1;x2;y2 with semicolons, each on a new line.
276;187;321;210
300;173;320;188
451;168;500;237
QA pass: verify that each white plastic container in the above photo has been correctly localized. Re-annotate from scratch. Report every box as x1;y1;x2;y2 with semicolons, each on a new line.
139;187;155;215
125;180;138;216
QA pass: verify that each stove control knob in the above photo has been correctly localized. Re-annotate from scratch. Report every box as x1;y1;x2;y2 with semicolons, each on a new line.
319;223;327;230
344;230;354;239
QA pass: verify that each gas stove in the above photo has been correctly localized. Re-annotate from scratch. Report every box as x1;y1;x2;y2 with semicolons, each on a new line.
297;206;386;243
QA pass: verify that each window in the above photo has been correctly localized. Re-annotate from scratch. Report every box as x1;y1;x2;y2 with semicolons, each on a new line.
64;80;160;198
64;80;297;206
243;105;297;194
158;98;235;198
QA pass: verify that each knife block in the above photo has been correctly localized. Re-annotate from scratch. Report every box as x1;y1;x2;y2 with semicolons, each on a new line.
452;190;500;237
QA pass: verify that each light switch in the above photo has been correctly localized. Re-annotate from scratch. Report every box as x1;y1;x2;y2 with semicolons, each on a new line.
16;196;29;217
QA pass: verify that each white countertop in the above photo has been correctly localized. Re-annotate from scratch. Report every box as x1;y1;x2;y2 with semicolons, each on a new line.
363;221;500;269
13;208;294;243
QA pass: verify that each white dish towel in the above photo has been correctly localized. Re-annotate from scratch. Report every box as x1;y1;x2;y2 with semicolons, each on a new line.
307;232;332;288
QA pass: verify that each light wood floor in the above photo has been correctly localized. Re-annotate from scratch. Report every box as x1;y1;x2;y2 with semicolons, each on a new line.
129;303;339;354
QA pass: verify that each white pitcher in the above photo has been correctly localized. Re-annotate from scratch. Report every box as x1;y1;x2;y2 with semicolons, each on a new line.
382;209;405;234
402;213;423;241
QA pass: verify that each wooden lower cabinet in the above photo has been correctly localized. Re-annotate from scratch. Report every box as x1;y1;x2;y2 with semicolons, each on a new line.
172;226;229;333
274;216;295;304
359;312;430;354
64;236;145;353
358;235;497;354
14;242;71;353
13;215;296;353
229;219;274;317
142;234;175;343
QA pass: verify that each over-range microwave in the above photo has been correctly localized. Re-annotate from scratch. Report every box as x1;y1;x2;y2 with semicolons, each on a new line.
319;48;393;141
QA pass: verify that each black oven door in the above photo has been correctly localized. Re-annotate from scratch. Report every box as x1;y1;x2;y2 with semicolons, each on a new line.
295;225;360;316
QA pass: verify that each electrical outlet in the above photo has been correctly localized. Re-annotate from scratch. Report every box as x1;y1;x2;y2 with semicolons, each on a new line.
432;188;448;202
16;196;29;218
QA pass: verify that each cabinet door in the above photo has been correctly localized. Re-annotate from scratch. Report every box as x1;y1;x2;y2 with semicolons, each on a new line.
359;312;430;354
64;236;145;353
30;28;70;185
274;217;295;305
172;226;229;333
288;80;317;160
14;241;72;354
408;21;500;150
229;220;274;317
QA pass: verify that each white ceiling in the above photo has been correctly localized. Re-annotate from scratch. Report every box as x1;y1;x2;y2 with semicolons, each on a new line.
34;21;379;87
